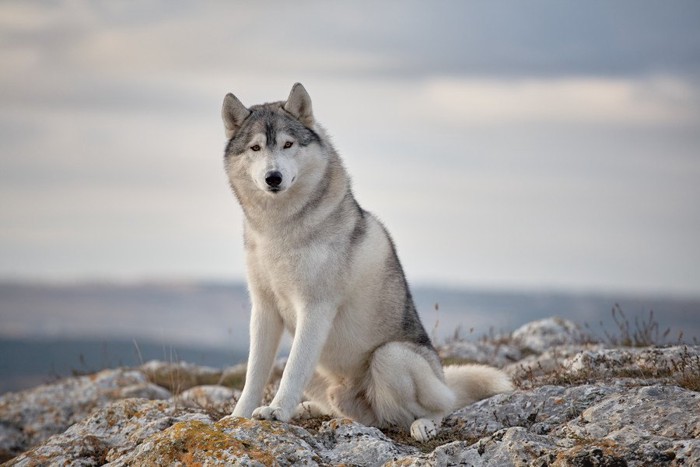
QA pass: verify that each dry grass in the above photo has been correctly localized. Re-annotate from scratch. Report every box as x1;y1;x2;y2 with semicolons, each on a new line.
292;415;333;434
671;346;700;391
601;304;671;347
514;343;700;392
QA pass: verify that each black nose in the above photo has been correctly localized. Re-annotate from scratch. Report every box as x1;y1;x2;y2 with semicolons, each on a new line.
265;171;283;188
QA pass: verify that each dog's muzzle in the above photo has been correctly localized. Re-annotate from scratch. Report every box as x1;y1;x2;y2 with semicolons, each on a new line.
265;171;283;192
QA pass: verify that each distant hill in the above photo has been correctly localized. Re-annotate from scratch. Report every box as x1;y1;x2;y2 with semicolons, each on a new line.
0;337;245;394
1;281;698;394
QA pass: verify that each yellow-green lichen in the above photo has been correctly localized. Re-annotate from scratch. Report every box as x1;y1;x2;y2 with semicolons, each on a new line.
137;420;277;466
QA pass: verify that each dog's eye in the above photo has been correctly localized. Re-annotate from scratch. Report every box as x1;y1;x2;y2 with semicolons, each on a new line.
283;141;293;149
250;145;261;152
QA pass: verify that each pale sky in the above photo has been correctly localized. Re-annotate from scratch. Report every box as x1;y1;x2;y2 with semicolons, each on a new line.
1;1;699;296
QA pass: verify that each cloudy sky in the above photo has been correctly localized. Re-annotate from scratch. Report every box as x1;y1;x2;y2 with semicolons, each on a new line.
1;1;699;296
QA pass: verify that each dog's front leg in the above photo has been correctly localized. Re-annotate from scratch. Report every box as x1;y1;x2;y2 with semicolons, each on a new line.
232;302;284;418
252;305;335;422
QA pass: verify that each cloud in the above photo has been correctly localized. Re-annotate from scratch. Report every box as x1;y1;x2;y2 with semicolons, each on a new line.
1;1;699;294
422;76;700;125
5;1;700;86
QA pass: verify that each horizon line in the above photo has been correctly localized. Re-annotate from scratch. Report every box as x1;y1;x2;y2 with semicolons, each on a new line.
1;275;698;301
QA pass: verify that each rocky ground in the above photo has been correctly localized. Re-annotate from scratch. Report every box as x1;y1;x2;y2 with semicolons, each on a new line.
1;317;699;466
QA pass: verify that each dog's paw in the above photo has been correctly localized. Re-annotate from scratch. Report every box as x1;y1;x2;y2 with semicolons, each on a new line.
410;418;437;442
252;405;291;422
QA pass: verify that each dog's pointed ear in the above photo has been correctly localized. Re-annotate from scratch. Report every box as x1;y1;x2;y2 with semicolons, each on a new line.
222;93;251;139
284;83;314;127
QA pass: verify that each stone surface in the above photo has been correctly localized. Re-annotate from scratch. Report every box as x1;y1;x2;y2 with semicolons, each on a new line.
2;324;699;466
7;398;212;466
177;384;239;412
0;368;171;461
317;418;418;466
475;427;565;466
510;344;700;391
444;384;620;439
506;344;602;382
565;345;700;379
386;441;482;466
439;340;522;367
140;360;224;391
511;317;593;354
115;416;323;466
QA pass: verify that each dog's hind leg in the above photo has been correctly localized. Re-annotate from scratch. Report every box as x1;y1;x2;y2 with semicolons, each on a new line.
409;416;443;442
367;342;455;441
295;373;378;424
294;400;332;419
294;372;336;420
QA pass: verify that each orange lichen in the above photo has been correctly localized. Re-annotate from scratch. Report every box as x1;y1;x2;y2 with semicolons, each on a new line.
328;418;354;430
135;420;278;466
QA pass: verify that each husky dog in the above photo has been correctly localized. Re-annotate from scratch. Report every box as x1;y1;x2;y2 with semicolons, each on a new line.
223;83;513;441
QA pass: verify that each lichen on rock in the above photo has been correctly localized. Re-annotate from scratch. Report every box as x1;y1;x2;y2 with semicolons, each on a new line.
1;320;699;466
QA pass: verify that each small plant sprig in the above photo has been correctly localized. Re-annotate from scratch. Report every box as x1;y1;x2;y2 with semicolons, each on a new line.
602;304;672;347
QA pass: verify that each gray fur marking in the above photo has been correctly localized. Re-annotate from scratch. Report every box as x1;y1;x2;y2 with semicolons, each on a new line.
225;103;320;157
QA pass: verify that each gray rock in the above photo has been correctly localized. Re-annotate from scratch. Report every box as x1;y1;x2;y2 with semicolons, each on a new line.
438;381;699;466
565;345;700;380
177;385;239;412
672;439;700;467
0;368;169;459
509;344;700;392
506;344;603;382
562;384;699;440
0;422;25;463
475;427;564;467
115;382;173;400
444;384;618;438
317;418;418;466
387;441;483;466
7;398;213;466
439;340;522;367
139;360;223;391
511;317;593;354
116;415;322;466
2;320;699;466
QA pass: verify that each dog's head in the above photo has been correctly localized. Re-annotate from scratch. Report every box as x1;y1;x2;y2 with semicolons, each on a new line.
222;83;323;196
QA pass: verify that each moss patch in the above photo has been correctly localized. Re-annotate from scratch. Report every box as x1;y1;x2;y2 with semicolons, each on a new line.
136;420;276;466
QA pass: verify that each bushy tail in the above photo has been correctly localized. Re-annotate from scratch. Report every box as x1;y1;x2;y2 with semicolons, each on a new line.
443;364;514;411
